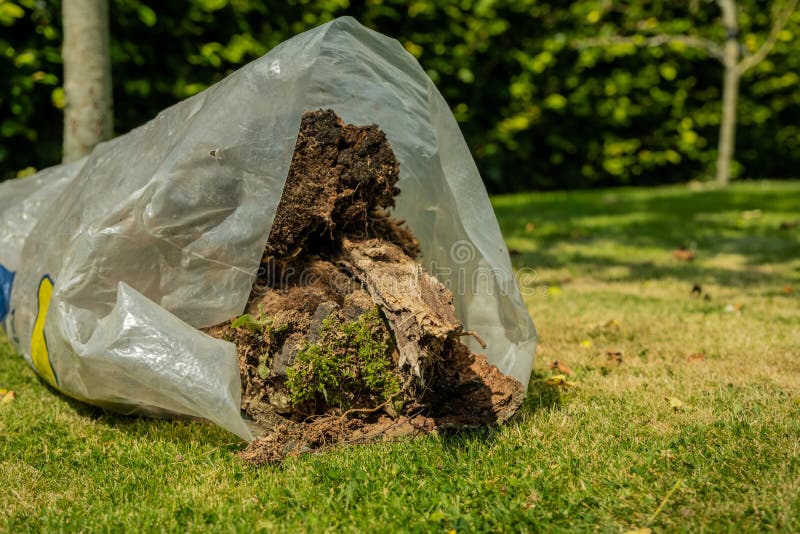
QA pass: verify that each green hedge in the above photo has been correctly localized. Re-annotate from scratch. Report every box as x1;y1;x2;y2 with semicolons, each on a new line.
2;0;799;191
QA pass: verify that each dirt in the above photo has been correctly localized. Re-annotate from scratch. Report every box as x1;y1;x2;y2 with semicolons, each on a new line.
203;109;524;464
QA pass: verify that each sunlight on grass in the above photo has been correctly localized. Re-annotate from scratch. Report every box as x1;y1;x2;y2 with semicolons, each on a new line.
1;181;799;531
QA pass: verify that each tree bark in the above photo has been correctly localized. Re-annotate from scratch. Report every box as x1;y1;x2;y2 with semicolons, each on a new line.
62;0;113;163
715;0;740;186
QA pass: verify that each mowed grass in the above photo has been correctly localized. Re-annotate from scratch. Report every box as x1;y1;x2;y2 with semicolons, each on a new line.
1;181;799;532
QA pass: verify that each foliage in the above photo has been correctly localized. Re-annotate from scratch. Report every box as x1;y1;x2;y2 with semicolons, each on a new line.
1;0;800;190
0;0;62;177
286;306;400;410
230;310;273;333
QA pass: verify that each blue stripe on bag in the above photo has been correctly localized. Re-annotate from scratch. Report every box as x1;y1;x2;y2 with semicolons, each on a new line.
0;263;14;322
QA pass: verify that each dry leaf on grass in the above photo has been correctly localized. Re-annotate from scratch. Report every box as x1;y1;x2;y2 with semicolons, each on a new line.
1;390;17;404
548;360;574;375
547;374;576;388
605;350;623;364
666;397;684;411
522;491;541;510
687;353;706;362
673;245;696;261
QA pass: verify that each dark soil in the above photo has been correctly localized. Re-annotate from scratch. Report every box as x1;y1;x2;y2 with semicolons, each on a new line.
204;110;524;464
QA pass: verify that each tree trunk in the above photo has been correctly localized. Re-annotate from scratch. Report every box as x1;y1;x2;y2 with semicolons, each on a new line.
715;0;739;186
715;57;740;186
62;0;113;163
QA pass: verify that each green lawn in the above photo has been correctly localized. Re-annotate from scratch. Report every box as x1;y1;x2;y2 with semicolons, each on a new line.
2;181;799;532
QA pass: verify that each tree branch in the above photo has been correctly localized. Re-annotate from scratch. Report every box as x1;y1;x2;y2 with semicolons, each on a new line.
716;0;738;31
575;34;723;62
737;0;799;73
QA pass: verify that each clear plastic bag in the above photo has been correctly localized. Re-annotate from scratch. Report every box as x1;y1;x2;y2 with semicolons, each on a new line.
0;17;536;440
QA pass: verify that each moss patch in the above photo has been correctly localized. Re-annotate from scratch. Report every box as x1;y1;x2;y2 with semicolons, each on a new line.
286;307;400;411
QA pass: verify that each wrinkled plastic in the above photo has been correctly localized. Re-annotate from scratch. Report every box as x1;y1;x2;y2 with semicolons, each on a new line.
0;17;536;441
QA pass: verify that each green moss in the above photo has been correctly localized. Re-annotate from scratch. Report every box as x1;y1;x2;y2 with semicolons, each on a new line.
286;307;400;410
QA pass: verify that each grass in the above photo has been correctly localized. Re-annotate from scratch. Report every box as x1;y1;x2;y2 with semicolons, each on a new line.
2;180;799;532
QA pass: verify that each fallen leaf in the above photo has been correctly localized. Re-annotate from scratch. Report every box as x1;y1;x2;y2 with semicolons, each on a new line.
549;360;574;375
605;350;623;364
525;222;536;232
548;286;563;296
522;491;541;510
687;353;706;362
580;339;593;348
673;246;696;261
784;285;793;294
666;397;684;411
1;391;17;404
0;388;7;395
724;303;744;313
547;374;576;388
624;529;652;534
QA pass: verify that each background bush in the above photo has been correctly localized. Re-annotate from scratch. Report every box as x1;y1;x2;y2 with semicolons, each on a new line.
2;0;799;191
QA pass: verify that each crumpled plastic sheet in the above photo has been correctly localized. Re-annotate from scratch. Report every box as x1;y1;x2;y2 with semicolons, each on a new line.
0;17;536;441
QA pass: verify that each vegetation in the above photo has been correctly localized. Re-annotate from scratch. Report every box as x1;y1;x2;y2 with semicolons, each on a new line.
2;182;798;531
2;1;800;189
286;307;400;410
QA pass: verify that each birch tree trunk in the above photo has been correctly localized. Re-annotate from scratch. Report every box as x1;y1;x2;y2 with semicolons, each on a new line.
62;0;113;163
577;0;798;187
715;0;740;186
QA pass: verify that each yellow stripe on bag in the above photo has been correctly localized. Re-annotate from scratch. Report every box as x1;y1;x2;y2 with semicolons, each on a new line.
31;275;58;387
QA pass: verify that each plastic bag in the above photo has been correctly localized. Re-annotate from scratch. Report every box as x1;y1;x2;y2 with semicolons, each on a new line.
0;17;536;440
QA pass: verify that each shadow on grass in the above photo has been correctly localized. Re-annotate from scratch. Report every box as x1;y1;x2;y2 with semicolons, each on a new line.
36;374;241;447
512;249;795;288
521;372;563;414
435;371;563;451
495;182;800;286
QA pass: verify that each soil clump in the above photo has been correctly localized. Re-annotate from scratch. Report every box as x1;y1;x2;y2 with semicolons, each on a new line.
203;109;524;464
